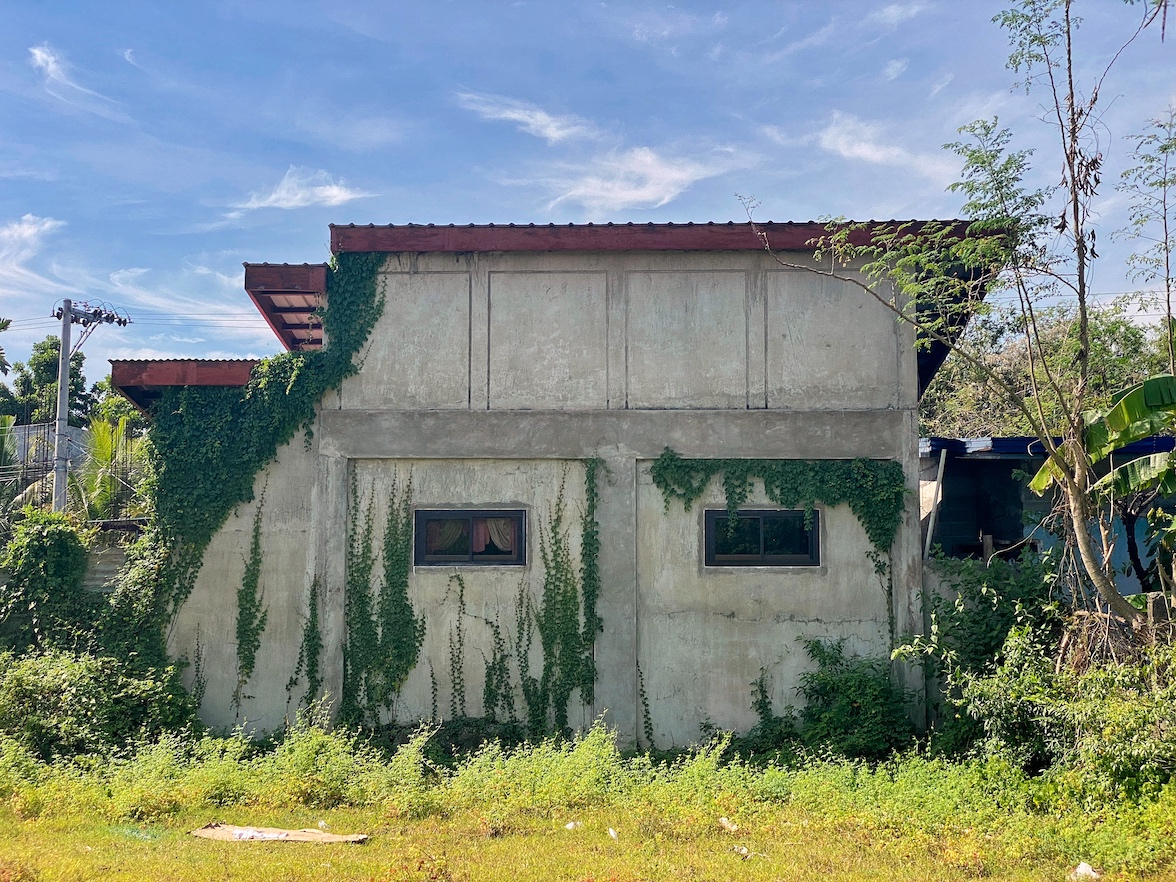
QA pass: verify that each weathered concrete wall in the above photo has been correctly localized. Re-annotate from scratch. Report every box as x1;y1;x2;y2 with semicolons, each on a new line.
350;458;591;728
636;470;893;746
169;435;318;732
335;251;912;413
171;247;923;743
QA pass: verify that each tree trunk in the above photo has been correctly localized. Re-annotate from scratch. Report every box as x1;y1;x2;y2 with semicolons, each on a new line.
1065;484;1141;623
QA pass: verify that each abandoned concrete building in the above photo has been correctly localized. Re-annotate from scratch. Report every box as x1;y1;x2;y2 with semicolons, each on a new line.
112;222;945;744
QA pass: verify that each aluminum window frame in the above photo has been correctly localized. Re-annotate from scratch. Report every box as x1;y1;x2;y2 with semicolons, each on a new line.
413;509;528;567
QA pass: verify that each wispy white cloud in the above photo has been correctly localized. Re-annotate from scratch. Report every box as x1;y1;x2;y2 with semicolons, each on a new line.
28;43;127;121
763;20;837;62
543;147;742;215
761;125;814;148
865;3;929;29
187;262;244;291
456;92;600;144
929;73;955;97
883;59;909;81
629;9;701;42
0;214;77;304
817;112;957;186
230;166;374;215
121;48;144;70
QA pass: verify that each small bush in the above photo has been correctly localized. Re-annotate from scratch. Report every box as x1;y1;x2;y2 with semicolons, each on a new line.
724;668;800;763
0;650;196;760
0;510;95;653
965;627;1176;799
798;639;915;760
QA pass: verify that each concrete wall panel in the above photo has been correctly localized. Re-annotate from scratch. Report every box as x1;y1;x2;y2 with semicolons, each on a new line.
626;271;749;409
489;272;607;410
634;465;891;745
765;270;899;409
340;272;471;410
169;435;319;733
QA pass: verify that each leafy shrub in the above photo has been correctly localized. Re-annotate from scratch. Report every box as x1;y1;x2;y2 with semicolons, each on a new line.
798;639;914;760
896;550;1060;754
964;627;1176;799
447;720;630;813
0;510;96;653
0;650;195;760
723;668;800;763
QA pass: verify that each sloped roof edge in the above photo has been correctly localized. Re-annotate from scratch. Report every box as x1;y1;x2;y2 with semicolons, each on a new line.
329;220;969;254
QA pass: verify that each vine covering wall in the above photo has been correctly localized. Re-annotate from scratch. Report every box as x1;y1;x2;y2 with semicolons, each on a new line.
649;447;906;554
341;472;426;725
143;252;386;629
232;498;267;715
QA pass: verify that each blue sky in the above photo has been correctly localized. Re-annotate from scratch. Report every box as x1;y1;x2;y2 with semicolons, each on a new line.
1;1;1173;383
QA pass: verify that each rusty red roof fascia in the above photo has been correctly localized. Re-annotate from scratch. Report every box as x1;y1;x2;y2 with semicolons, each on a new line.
328;221;969;255
110;359;259;389
244;263;329;351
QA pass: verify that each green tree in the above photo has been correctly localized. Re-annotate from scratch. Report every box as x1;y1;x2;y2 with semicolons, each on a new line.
0;336;93;427
1118;106;1176;373
67;417;148;522
921;302;1168;437
90;377;148;437
754;0;1168;623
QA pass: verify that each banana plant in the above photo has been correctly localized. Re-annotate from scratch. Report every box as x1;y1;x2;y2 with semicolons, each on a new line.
1030;375;1176;596
1029;375;1176;495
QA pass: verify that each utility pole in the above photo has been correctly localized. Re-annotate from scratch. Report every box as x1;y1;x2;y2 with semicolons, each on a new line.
51;300;130;512
52;299;72;511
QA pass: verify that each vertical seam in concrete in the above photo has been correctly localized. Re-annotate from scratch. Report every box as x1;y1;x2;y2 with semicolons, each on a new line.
762;270;769;409
623;270;630;410
486;271;493;410
744;271;751;409
632;457;640;743
893;279;903;410
605;269;611;410
467;268;473;411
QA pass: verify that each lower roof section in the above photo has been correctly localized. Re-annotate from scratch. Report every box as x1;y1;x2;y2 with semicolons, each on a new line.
920;435;1176;460
111;359;258;411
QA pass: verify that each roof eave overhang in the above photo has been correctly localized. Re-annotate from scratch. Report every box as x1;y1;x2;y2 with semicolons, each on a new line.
243;263;329;352
110;359;259;412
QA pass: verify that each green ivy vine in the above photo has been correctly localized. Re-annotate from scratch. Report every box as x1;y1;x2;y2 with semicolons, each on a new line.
447;573;468;718
340;476;378;725
287;576;323;710
232;497;268;715
578;457;603;704
378;475;425;704
481;614;514;723
514;463;603;737
144;252;386;629
341;472;425;725
649;448;906;554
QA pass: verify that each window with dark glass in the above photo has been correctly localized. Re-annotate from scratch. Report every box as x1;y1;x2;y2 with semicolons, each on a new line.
704;509;819;567
414;510;526;566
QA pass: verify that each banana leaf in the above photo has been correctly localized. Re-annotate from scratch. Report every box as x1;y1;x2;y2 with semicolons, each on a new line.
1087;375;1176;461
1091;452;1176;499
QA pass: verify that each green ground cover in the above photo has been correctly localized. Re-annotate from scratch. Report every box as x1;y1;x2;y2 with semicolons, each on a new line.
2;720;1176;882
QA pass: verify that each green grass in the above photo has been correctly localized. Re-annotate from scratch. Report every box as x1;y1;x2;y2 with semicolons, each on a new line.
2;720;1176;881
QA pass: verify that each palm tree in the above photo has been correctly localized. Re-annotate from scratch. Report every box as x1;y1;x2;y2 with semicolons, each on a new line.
0;414;18;542
67;417;147;522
